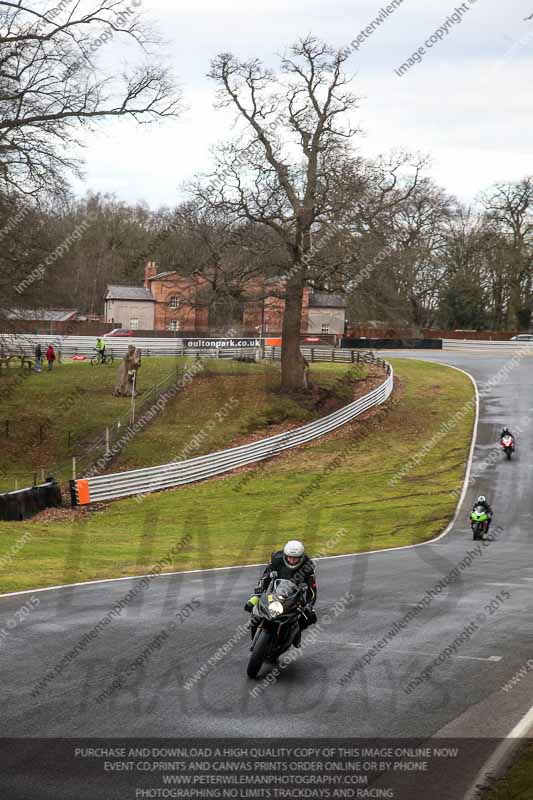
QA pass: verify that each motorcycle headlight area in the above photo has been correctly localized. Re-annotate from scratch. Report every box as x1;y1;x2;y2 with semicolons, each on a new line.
268;601;284;617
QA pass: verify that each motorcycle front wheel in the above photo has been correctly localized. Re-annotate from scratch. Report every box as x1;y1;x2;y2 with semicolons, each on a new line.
247;629;271;679
506;448;512;460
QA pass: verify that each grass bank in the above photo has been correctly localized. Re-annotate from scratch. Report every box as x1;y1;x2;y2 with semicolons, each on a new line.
0;357;365;490
0;359;475;593
485;742;533;799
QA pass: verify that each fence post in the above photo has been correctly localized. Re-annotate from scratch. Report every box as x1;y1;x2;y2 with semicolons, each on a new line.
72;457;76;480
105;427;111;457
311;348;314;363
40;467;45;484
351;350;355;363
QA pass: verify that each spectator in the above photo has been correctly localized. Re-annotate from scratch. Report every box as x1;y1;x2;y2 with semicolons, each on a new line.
34;343;42;372
96;337;106;362
46;344;56;371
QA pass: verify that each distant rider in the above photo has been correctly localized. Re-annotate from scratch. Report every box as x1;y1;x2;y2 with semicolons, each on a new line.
500;427;515;444
245;540;317;648
472;495;493;531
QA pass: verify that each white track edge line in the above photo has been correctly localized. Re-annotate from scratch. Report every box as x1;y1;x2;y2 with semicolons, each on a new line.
462;706;533;800
0;359;479;600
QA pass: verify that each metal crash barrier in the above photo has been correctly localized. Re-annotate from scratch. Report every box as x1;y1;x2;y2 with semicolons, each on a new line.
71;353;393;505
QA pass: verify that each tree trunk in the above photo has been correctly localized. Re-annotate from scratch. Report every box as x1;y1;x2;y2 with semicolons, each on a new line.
280;267;307;393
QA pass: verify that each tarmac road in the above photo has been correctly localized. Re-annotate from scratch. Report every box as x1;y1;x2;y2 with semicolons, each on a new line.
1;352;532;800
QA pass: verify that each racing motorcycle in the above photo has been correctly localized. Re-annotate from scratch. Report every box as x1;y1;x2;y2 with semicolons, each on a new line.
247;572;307;679
470;506;490;541
501;434;514;460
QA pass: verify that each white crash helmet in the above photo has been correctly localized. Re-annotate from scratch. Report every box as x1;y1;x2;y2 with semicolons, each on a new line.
282;540;305;569
477;496;486;504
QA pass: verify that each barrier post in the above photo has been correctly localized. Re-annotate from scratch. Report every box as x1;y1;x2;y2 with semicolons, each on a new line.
72;457;76;480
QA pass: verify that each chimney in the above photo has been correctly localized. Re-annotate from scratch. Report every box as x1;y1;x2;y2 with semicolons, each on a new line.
144;260;157;289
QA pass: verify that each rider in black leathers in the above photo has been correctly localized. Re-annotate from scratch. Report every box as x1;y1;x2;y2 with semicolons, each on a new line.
245;540;317;647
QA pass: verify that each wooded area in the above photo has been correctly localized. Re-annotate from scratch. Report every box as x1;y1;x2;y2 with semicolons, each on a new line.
1;5;531;392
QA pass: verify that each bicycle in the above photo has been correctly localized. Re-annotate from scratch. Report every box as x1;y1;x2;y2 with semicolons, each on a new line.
90;349;114;366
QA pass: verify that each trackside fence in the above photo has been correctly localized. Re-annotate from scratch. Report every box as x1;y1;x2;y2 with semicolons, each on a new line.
71;352;393;505
443;339;533;351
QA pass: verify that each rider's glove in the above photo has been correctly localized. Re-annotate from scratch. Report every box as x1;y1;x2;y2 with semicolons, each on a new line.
244;595;260;613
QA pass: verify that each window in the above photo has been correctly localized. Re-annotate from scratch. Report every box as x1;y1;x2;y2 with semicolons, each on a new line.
321;324;330;334
130;318;139;330
168;320;180;331
168;296;180;309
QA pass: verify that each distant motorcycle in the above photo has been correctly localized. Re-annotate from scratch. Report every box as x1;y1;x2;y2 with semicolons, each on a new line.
247;572;307;679
501;434;514;461
470;506;490;541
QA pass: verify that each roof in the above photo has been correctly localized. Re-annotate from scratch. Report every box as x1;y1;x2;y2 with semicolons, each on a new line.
105;285;154;301
3;307;78;321
308;292;346;309
147;271;178;281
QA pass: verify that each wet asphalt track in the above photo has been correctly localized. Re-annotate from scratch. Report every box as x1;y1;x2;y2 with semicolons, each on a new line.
1;351;533;799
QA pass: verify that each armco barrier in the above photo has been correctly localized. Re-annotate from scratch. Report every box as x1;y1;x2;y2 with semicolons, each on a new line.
0;478;62;521
0;334;260;358
71;352;393;505
341;337;443;350
443;339;533;352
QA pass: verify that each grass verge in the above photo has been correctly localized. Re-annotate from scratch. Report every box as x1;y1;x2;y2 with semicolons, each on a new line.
0;358;475;593
484;742;533;799
0;357;366;489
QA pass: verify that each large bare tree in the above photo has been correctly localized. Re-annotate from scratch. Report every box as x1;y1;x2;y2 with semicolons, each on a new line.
205;36;359;393
0;0;181;197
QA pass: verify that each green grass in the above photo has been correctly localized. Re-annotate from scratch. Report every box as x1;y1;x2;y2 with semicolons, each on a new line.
0;358;475;593
485;742;533;799
0;357;188;490
111;359;364;471
0;357;366;488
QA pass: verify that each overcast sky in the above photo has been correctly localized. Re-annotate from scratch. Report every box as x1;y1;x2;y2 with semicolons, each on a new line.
73;0;533;209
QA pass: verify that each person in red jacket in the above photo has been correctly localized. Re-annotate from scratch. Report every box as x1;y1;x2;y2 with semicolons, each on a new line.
46;344;56;371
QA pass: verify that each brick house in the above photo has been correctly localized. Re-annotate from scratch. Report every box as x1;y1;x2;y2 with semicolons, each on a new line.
105;262;346;334
144;262;209;332
243;283;346;335
104;286;155;330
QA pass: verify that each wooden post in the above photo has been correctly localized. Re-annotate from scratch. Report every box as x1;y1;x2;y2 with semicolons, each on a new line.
105;427;110;456
351;350;355;363
72;457;76;480
40;466;45;483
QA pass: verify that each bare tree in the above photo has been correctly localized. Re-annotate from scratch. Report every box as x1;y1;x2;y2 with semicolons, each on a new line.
204;36;359;393
482;178;533;329
0;0;181;197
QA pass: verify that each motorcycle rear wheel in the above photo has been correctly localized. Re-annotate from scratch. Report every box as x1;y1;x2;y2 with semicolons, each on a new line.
247;629;270;679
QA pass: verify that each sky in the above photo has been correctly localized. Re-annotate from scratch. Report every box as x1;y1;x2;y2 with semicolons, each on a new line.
73;0;533;210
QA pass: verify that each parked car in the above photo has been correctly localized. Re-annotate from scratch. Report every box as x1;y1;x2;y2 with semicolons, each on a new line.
510;334;533;341
104;328;134;337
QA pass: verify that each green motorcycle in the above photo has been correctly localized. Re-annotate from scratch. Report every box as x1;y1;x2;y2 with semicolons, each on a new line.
470;505;489;541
